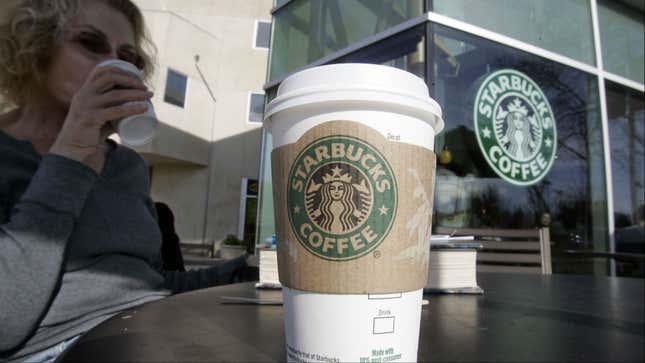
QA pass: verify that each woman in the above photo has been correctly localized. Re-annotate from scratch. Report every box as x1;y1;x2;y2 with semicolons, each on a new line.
0;1;249;361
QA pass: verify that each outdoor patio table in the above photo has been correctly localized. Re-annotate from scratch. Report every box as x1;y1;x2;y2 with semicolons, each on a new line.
59;273;644;362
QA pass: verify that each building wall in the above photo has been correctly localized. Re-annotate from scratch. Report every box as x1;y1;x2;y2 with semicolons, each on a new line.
131;0;272;245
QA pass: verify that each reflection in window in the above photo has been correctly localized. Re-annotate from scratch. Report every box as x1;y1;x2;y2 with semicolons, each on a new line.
240;178;259;248
270;0;424;81
607;81;644;276
249;93;266;123
256;130;275;248
275;0;289;7
334;25;426;80
164;69;188;108
432;0;595;65
431;24;608;275
598;0;644;84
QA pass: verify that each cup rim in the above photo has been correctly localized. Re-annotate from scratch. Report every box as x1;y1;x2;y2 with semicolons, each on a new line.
264;64;444;134
97;59;143;79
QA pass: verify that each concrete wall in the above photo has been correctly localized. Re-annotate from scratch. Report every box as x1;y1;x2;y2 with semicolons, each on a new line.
131;0;272;245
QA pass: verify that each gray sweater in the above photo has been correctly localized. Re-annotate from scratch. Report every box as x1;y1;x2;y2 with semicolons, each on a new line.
0;131;246;360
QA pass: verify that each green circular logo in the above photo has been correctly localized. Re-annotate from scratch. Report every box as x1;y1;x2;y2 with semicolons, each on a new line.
287;135;397;261
474;69;557;186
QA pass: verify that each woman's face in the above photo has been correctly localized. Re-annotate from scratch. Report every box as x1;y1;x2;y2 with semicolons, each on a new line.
43;0;138;108
329;182;345;201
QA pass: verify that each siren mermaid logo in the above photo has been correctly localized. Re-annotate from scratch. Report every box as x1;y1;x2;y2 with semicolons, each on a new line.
306;164;372;234
287;135;397;261
474;69;557;186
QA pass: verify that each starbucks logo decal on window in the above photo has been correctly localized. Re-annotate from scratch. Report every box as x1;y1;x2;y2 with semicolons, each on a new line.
287;135;397;261
474;69;557;186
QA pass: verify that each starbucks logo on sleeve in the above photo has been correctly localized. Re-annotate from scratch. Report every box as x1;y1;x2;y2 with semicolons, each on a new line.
474;69;557;186
287;135;397;261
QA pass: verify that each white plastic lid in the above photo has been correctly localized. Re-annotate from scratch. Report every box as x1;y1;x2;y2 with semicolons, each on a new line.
264;63;444;134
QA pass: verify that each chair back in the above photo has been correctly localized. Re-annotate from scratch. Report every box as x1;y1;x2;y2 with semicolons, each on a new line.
433;227;552;274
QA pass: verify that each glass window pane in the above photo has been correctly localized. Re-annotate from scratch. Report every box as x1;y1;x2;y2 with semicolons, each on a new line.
266;86;278;103
164;69;187;108
255;130;276;247
598;0;645;84
433;0;595;65
243;197;258;247
606;81;644;276
246;179;259;196
432;24;608;275
270;0;424;81
334;24;426;80
256;21;272;49
275;0;290;7
249;93;266;123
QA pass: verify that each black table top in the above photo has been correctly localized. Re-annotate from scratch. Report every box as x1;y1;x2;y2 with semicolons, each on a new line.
61;273;644;362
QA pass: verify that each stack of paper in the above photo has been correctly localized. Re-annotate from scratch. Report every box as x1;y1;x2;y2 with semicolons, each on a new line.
256;247;281;289
425;235;483;294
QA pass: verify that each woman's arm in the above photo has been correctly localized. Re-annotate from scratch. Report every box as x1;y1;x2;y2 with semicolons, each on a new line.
161;255;248;294
0;155;97;355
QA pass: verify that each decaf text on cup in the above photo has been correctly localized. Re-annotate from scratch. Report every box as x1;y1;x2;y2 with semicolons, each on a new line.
287;135;397;261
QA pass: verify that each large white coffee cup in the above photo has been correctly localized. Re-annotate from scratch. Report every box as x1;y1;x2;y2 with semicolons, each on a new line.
97;59;157;146
264;64;444;362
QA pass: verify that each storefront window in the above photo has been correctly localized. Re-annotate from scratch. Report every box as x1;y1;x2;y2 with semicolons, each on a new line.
432;0;595;66
431;24;608;275
606;81;645;276
269;0;424;81
597;0;644;84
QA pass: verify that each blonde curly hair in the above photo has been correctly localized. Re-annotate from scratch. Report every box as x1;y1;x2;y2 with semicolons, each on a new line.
0;0;156;106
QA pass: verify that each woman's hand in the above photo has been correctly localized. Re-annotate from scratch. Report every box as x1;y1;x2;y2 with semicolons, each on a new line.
50;64;153;166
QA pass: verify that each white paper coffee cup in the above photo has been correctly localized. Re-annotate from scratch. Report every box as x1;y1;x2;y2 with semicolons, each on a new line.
264;63;444;362
283;287;423;363
97;59;157;146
